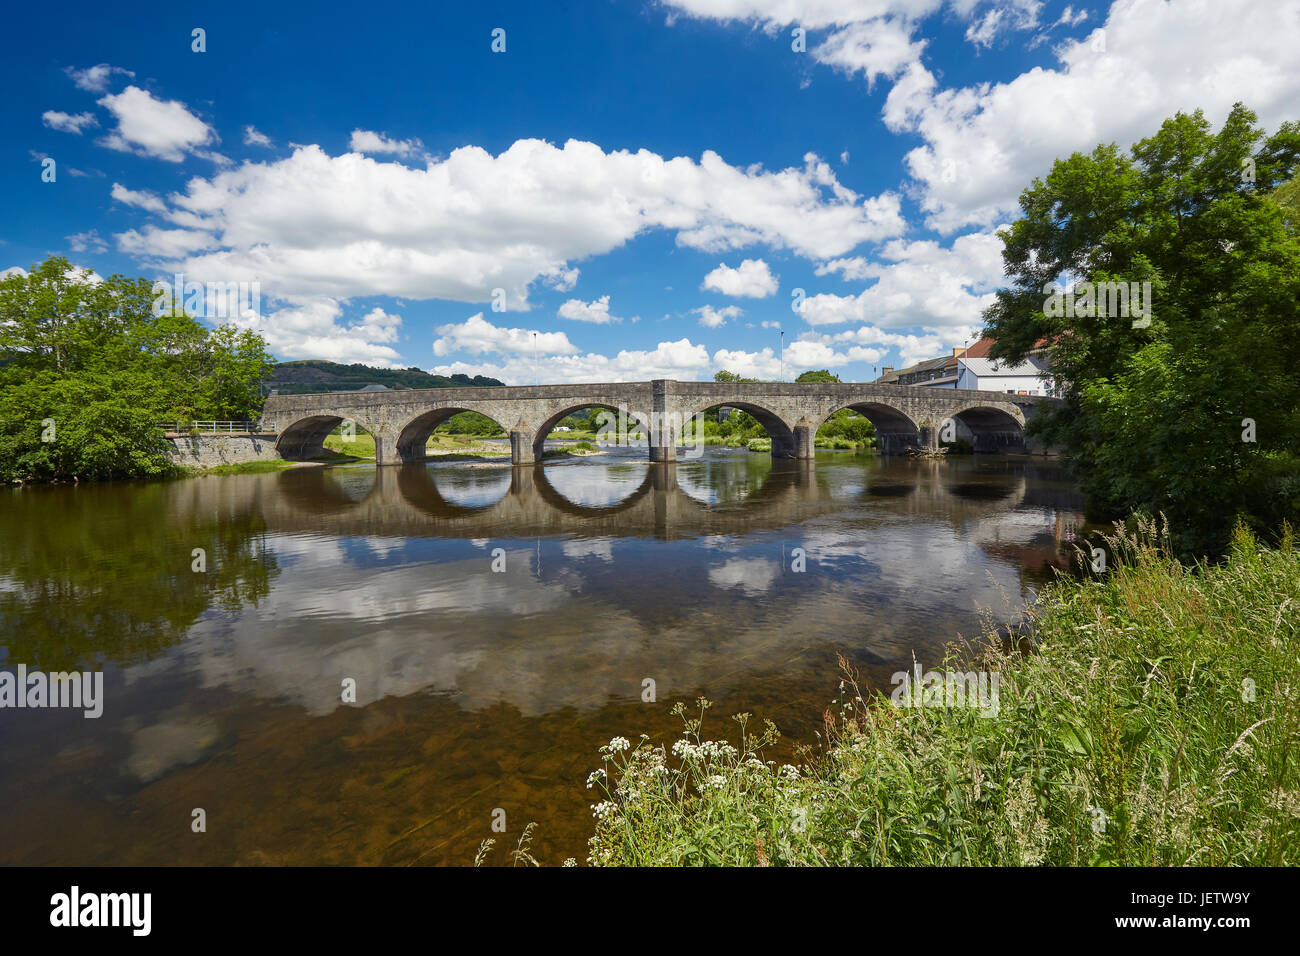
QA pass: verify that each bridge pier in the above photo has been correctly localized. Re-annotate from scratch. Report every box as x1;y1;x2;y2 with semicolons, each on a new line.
374;434;400;465
918;421;940;454
648;379;676;463
649;438;676;463
792;418;816;460
510;425;537;466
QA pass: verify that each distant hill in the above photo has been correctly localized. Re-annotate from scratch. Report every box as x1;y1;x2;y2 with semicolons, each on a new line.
266;360;504;394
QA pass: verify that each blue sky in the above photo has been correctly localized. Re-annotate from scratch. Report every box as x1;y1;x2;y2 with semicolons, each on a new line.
4;0;1296;382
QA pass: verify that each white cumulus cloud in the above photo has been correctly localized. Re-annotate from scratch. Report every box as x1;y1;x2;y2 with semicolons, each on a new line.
65;63;134;92
803;228;1006;331
349;129;426;158
243;125;273;147
558;295;620;323
243;297;406;367
433;313;578;357
66;230;107;254
97;86;217;162
433;337;712;384
885;0;1300;231
110;182;169;215
695;304;745;328
108;139;905;310
702;258;779;297
42;110;98;134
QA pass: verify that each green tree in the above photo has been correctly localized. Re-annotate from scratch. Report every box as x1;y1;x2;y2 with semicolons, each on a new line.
817;409;874;443
0;257;276;482
444;410;506;436
1271;171;1300;234
796;369;840;383
200;324;275;420
982;104;1300;555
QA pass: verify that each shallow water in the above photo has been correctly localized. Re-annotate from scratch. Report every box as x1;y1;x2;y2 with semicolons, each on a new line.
0;448;1087;865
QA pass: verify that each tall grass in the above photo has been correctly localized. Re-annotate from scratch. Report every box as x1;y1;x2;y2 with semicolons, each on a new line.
585;519;1300;865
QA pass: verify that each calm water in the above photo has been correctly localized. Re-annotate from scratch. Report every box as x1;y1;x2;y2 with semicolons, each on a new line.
0;447;1086;865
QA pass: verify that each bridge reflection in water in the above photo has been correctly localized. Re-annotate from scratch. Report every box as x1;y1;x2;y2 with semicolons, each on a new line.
119;451;1086;730
0;449;1088;866
259;454;1036;541
130;452;1080;721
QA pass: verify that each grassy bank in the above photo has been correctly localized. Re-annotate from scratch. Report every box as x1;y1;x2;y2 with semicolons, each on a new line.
185;459;296;476
320;431;512;460
544;440;600;458
583;521;1300;866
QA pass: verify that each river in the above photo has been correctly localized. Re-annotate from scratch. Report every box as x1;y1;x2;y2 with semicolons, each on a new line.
0;446;1086;865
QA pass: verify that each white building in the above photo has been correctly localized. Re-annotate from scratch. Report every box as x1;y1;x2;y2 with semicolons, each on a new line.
956;355;1054;395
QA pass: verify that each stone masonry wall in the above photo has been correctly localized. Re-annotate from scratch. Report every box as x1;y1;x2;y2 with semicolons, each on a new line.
165;435;283;467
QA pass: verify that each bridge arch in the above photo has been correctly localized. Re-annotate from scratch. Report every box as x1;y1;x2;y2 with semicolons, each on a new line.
679;399;799;457
532;403;656;459
814;401;922;455
946;403;1028;453
275;413;384;462
395;407;511;463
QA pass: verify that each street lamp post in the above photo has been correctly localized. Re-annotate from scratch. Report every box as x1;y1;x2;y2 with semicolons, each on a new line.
779;330;784;382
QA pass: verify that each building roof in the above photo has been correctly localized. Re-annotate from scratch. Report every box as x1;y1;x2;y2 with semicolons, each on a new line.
959;355;1051;377
873;336;1053;385
875;336;1000;383
908;355;954;374
876;353;951;383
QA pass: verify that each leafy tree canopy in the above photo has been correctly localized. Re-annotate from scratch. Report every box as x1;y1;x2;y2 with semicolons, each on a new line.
0;256;274;481
796;369;841;383
982;104;1300;555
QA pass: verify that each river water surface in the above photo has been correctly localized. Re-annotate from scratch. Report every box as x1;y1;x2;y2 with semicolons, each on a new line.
0;447;1086;865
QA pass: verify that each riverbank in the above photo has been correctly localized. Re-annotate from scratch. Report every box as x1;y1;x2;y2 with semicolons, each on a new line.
688;435;872;451
184;459;300;476
582;520;1299;866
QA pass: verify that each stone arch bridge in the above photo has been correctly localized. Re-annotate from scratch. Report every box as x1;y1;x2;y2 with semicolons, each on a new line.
261;379;1060;466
